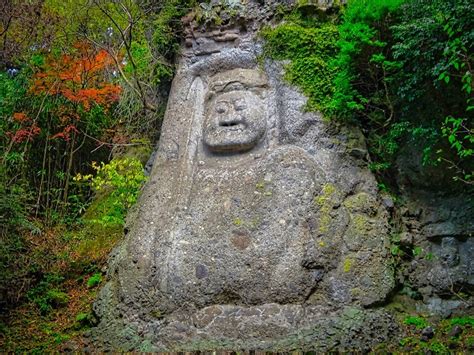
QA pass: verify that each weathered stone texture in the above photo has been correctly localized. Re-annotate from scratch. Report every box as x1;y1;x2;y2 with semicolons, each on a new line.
90;6;398;351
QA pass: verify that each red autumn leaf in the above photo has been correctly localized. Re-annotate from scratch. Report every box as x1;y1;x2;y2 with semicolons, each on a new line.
50;124;79;141
10;124;41;143
12;112;30;123
29;41;121;111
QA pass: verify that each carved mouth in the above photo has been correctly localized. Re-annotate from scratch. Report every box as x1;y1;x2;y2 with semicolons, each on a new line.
219;121;240;127
218;119;246;131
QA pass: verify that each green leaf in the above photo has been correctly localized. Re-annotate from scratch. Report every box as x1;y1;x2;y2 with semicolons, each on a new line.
87;273;102;288
391;245;400;256
413;246;422;256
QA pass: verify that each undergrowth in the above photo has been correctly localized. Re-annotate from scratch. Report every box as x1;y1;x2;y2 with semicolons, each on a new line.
0;153;148;352
395;315;474;353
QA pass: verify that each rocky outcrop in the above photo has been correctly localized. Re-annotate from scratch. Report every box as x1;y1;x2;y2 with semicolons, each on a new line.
391;131;473;316
89;8;399;349
90;1;473;350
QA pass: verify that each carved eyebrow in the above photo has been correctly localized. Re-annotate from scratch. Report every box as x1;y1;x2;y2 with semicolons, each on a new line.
205;81;264;102
217;81;245;92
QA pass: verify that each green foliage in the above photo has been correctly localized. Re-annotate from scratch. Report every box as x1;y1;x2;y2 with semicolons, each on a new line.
451;317;474;327
114;0;194;136
262;12;339;113
125;42;162;81
390;0;473;183
0;0;183;351
412;246;422;257
26;274;69;315
467;336;474;348
0;72;27;117
396;314;474;353
428;341;449;354
330;0;404;119
328;0;473;184
75;157;147;225
263;0;473;186
86;273;102;288
404;316;428;329
442;117;473;160
152;0;194;56
400;336;452;354
0;72;32;238
75;312;95;329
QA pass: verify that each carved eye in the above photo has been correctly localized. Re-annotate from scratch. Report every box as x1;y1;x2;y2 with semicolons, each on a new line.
234;99;247;111
215;102;227;114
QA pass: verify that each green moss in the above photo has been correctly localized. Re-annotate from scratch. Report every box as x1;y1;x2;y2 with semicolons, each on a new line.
296;0;312;7
350;287;362;298
343;192;370;211
116;138;152;165
75;312;95;329
46;290;69;307
467;336;474;348
318;214;331;234
233;218;242;226
404;316;428;329
232;217;261;230
152;0;194;59
261;11;339;114
82;190;124;225
314;183;337;233
352;214;370;234
343;258;353;272
451;317;474;327
150;310;165;319
255;180;273;196
193;0;244;27
315;183;337;206
70;189;124;263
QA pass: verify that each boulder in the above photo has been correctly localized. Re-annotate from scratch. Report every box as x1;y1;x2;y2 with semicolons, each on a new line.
91;11;397;351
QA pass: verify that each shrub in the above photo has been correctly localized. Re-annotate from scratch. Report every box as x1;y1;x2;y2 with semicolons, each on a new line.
27;274;69;315
74;157;147;226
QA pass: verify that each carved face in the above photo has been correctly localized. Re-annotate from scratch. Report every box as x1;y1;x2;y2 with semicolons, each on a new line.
203;90;266;153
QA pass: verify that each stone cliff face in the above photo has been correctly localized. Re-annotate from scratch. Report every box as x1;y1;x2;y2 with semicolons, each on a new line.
90;2;472;351
394;151;474;316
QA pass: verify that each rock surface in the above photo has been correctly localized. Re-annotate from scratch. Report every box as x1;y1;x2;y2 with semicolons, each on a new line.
91;3;398;351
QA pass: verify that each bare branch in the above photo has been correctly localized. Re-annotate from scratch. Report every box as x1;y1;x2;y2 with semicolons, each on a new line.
91;0;158;112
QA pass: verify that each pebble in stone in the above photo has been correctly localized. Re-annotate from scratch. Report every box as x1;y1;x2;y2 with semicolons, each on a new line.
421;326;435;341
448;325;462;338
